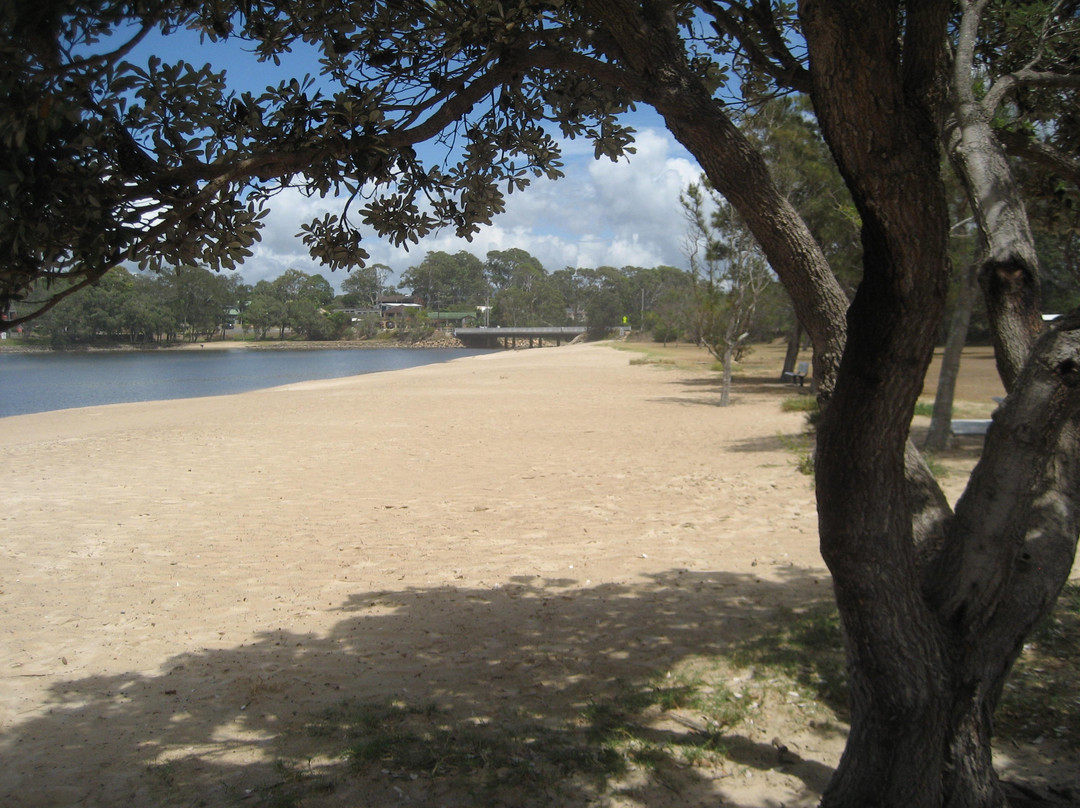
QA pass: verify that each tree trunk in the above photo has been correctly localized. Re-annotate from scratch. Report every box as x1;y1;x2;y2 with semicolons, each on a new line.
570;1;1080;803
945;0;1044;391
925;259;980;452
803;2;1080;805
720;343;734;406
781;317;802;381
580;0;850;395
801;1;962;804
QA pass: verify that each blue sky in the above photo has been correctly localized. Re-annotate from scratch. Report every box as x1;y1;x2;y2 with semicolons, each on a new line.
118;26;704;291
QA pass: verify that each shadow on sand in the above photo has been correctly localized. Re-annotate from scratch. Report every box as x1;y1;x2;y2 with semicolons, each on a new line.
1;567;845;808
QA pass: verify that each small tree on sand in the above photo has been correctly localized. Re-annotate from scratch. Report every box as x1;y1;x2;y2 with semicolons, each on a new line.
682;181;773;406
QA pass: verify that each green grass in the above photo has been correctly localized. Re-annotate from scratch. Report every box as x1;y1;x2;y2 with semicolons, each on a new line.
728;604;848;715
309;699;625;798
778;430;816;476
628;355;676;366
997;582;1080;747
781;395;819;414
725;587;1080;749
300;664;754;804
913;400;935;418
276;587;1079;804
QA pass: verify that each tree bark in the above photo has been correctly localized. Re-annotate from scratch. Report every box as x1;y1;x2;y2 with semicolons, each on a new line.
579;0;849;396
946;0;1044;391
925;258;981;452
800;1;959;804
782;317;802;382
800;2;1080;805
720;343;734;407
563;1;1080;804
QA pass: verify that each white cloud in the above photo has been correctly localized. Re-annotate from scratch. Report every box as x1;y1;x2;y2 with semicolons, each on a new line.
233;126;702;292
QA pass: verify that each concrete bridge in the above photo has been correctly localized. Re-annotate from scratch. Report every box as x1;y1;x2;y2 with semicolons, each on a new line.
454;326;586;348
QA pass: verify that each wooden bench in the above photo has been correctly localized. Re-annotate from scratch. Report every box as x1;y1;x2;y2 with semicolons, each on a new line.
782;361;810;387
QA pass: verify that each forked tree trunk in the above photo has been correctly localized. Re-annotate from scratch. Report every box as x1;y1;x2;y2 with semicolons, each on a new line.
571;0;1078;803
803;1;1080;805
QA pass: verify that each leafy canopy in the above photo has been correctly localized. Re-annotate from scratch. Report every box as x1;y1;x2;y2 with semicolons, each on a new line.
2;0;644;323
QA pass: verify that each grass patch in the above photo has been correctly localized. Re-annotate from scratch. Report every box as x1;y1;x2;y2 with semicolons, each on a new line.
286;589;1078;803
781;395;819;413
913;400;935;418
309;699;625;800
721;587;1080;748
728;604;848;715
922;453;949;479
628;356;676;366
245;760;335;808
611;342;717;372
304;664;757;803
997;582;1080;748
779;430;816;476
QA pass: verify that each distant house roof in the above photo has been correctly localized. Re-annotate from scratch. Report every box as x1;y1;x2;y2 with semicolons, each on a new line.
377;294;423;306
427;311;476;321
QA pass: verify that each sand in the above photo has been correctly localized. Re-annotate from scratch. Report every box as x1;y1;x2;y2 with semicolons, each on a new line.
0;342;1074;807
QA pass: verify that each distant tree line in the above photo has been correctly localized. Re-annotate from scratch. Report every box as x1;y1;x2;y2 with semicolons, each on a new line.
393;247;796;340
14;248;801;348
17;265;245;346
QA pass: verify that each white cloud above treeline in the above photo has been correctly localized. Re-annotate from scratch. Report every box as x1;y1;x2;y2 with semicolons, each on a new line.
240;127;702;292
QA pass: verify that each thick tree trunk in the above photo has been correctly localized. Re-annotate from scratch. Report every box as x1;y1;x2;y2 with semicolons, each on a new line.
804;2;1080;805
569;1;1080;804
801;1;960;804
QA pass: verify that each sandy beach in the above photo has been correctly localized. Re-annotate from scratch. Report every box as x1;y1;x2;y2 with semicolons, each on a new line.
1;342;1074;807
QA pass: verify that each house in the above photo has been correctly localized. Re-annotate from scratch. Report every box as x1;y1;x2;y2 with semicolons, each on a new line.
377;294;424;328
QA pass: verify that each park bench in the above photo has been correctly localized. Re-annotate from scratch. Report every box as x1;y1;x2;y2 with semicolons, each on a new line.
950;419;992;437
950;398;1003;439
782;361;810;387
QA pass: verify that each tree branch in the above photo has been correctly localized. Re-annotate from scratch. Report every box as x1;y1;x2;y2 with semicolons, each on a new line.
46;19;159;79
925;309;1080;633
983;69;1080;118
998;127;1080;188
699;1;811;93
4;265;118;329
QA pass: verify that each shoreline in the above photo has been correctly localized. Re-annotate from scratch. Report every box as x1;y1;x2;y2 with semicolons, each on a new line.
0;335;469;353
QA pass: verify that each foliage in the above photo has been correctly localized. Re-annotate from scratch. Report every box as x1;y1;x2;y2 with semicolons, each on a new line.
682;182;774;362
400;251;489;309
18;264;242;345
737;96;862;298
340;263;392;309
243;268;339;340
2;0;644;323
682;180;775;404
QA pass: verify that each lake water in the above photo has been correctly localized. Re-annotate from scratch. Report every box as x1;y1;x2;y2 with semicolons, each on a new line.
0;347;492;418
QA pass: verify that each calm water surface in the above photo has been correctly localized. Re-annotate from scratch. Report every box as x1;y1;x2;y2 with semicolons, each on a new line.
0;347;492;418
